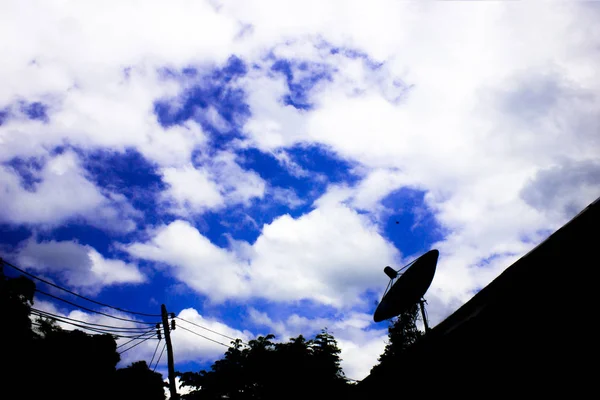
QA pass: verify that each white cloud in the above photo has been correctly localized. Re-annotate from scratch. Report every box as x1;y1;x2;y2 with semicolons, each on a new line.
0;69;205;168
268;187;305;209
3;0;600;380
0;0;239;105
16;238;146;294
160;151;266;215
0;151;139;231
125;220;251;302
0;1;247;227
204;151;266;206
337;337;386;381
248;202;399;307
126;201;400;307
520;160;600;222
161;164;224;213
230;1;600;323
170;308;253;364
200;106;232;133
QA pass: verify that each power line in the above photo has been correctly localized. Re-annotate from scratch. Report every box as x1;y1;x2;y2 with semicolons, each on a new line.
149;338;162;367
35;289;158;325
30;310;155;337
1;259;160;317
118;334;157;355
30;312;158;338
153;343;167;372
30;308;153;332
178;325;232;348
176;316;244;344
116;329;159;349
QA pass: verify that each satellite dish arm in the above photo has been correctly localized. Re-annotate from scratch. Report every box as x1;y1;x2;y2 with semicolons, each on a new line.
397;258;418;274
384;266;398;279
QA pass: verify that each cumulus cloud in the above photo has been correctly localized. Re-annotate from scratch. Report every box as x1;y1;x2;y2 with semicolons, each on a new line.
247;202;399;306
0;151;139;231
230;1;600;319
16;238;146;294
0;0;239;105
126;201;400;307
170;308;253;364
268;187;305;209
158;150;268;215
3;0;600;381
125;220;251;302
520;160;600;221
161;164;224;213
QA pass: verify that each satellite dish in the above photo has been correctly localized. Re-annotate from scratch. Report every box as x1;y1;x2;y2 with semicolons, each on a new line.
374;249;439;324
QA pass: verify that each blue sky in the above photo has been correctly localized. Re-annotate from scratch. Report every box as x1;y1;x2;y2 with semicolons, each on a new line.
1;0;599;382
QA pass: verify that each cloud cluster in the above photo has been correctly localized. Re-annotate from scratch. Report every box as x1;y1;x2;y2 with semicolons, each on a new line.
3;0;599;381
0;151;140;230
125;201;399;307
160;151;266;215
232;1;600;319
16;238;145;295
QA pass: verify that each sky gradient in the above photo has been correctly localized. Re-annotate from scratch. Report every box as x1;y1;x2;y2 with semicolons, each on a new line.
1;0;599;381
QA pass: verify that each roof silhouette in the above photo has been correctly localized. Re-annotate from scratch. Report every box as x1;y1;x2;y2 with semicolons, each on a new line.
358;196;599;397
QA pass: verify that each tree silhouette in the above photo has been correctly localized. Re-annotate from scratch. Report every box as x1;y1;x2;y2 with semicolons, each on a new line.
309;329;349;398
32;322;120;400
1;271;163;400
1;267;37;397
180;330;350;400
0;269;35;340
114;361;166;400
2;270;353;399
371;304;422;375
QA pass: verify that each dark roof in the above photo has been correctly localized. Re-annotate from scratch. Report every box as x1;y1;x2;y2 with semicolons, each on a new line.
431;195;599;338
357;196;599;397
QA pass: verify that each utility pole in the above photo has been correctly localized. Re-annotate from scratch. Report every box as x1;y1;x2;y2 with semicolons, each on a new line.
161;304;178;400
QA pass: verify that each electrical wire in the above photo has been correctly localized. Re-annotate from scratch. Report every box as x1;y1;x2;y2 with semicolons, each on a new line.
118;334;157;355
35;289;158;325
380;258;419;299
153;343;167;372
30;308;154;332
31;311;153;338
116;329;159;349
178;325;232;348
1;259;161;317
30;311;155;337
176;316;244;344
29;317;152;338
149;338;162;367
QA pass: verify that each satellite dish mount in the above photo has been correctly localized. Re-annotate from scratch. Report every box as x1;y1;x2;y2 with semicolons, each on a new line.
374;249;439;333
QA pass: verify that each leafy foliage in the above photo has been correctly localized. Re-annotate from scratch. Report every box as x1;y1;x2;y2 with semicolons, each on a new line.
115;361;166;400
371;304;422;375
0;271;163;400
179;329;350;400
0;270;365;399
